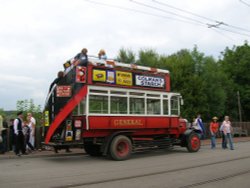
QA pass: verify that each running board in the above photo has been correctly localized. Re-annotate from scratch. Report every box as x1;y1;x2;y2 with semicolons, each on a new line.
45;85;88;144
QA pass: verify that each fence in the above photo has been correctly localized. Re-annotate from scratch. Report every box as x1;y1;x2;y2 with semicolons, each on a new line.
203;122;250;138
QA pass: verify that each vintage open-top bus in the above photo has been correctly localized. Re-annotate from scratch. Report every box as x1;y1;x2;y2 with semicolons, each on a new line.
43;56;201;160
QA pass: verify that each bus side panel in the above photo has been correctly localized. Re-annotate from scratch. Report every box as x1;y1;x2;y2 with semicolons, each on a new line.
170;117;180;128
146;117;170;128
88;116;110;129
88;116;175;130
88;116;146;129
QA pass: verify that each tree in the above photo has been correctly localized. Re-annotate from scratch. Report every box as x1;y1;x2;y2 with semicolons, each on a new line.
0;108;6;117
162;48;209;120
136;49;160;67
219;42;250;121
16;99;42;124
116;48;136;64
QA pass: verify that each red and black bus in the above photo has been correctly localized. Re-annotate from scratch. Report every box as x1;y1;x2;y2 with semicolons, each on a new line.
43;56;201;160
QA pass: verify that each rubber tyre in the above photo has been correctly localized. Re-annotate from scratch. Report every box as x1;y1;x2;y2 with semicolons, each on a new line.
109;135;132;161
84;144;102;156
186;133;201;152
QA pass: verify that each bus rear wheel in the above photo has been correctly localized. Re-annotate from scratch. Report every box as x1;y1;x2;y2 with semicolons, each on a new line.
186;133;200;152
109;135;132;161
84;144;102;156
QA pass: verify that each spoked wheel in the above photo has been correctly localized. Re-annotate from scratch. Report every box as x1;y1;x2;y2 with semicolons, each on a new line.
186;133;201;152
109;135;132;161
84;144;103;156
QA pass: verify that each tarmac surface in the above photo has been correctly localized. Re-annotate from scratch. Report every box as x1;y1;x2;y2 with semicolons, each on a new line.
1;136;250;160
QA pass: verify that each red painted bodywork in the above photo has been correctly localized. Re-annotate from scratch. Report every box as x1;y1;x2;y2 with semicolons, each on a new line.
81;116;182;138
88;116;180;129
45;64;184;143
45;85;88;144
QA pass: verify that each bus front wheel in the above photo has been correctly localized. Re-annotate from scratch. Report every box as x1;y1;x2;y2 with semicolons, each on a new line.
186;133;201;152
109;135;132;161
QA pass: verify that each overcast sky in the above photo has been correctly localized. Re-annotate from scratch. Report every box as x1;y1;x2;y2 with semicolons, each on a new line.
0;0;249;110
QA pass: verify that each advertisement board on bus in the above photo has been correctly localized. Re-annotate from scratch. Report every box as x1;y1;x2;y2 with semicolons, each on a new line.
135;75;165;88
116;71;132;86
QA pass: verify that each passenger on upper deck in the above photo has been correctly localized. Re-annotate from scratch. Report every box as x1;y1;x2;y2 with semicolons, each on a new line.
74;48;88;66
98;49;107;60
49;71;64;92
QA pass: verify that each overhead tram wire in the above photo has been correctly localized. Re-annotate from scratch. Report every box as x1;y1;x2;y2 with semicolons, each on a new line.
130;0;250;37
151;0;250;34
85;0;250;38
151;0;216;23
216;27;250;38
130;0;206;26
84;0;206;27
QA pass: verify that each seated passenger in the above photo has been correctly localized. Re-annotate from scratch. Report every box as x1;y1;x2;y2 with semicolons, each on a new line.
98;49;107;60
74;48;88;66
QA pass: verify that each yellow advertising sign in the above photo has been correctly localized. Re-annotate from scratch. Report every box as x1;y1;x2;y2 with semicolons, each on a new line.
93;69;106;82
116;71;132;86
44;111;49;126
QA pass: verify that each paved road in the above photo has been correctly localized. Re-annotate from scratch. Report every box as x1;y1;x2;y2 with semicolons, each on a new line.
1;142;250;188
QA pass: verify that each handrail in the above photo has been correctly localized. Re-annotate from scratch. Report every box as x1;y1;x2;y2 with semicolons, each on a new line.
64;55;169;76
44;83;57;110
87;56;169;74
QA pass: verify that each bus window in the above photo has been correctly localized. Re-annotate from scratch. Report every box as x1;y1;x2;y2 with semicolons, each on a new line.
147;99;161;115
111;96;127;114
89;89;108;94
111;91;126;95
79;99;86;115
163;99;169;115
130;98;145;114
171;96;179;115
129;92;145;96
89;95;108;114
72;99;86;115
147;94;160;98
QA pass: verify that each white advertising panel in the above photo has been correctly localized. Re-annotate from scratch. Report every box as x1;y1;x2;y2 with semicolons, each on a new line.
135;75;165;88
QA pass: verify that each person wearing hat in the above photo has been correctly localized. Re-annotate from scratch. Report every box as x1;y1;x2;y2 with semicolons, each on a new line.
14;112;27;156
209;116;219;149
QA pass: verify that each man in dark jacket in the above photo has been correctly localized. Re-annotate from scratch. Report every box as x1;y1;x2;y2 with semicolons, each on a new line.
13;112;27;156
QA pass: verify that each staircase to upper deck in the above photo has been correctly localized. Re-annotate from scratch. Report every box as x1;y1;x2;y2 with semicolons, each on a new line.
44;62;88;144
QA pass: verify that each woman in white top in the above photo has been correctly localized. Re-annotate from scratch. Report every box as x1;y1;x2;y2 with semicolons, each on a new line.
27;113;36;149
221;116;234;150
